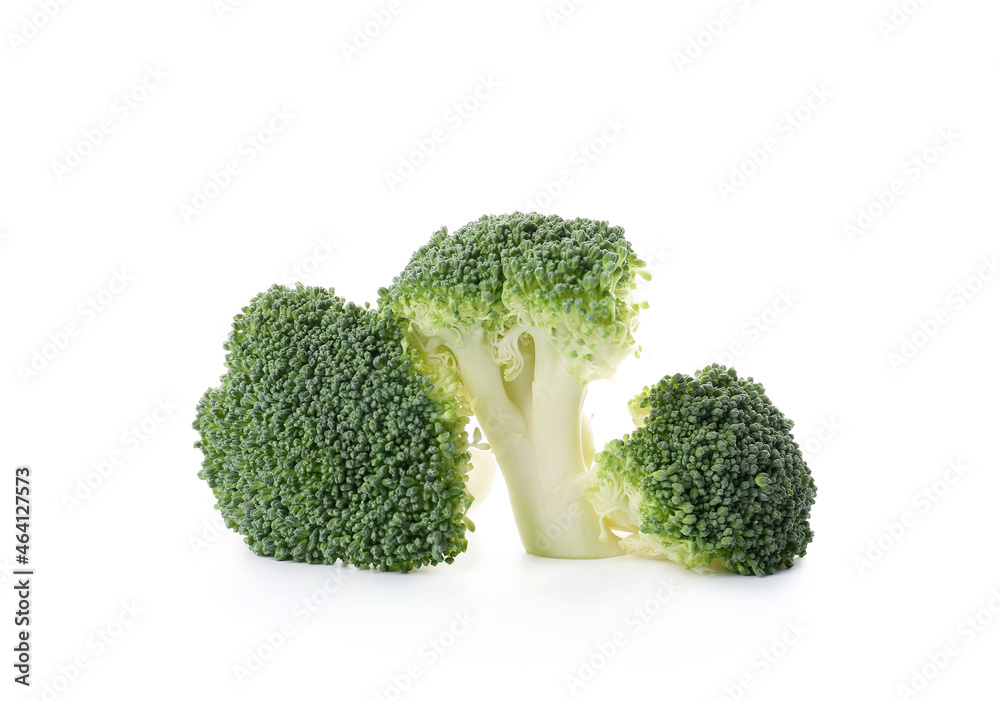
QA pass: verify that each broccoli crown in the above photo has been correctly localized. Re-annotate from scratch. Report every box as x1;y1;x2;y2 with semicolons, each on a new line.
193;284;473;572
380;212;646;380
588;365;816;576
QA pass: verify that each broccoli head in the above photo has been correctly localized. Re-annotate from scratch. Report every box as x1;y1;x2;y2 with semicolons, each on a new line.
587;365;816;576
381;212;647;558
193;284;474;572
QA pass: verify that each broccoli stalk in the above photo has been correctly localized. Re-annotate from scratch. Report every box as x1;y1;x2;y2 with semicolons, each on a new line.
440;325;618;557
382;213;647;558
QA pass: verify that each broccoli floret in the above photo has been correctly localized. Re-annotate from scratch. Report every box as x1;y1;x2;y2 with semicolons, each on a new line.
380;212;647;558
587;365;816;576
193;284;474;572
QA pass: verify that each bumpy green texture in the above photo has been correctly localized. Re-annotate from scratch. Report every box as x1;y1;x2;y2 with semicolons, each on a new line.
588;365;816;576
382;212;646;382
193;284;473;572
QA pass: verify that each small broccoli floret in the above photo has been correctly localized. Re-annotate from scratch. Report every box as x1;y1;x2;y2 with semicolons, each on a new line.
381;212;647;558
587;365;816;576
193;284;474;572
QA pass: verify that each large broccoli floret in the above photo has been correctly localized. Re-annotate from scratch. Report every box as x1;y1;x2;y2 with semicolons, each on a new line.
193;284;474;572
587;365;816;576
380;212;647;558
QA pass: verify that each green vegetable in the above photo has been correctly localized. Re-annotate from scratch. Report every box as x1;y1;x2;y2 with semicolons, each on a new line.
381;212;647;558
193;284;475;572
587;365;817;576
194;213;819;577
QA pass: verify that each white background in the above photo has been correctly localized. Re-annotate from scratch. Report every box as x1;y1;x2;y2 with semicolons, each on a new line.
2;1;999;699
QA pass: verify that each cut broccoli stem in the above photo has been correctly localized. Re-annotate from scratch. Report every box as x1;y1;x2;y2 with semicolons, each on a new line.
444;324;621;559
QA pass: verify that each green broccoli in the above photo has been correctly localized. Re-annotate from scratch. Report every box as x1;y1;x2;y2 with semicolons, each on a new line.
193;284;475;572
381;212;647;559
587;365;816;576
